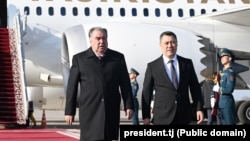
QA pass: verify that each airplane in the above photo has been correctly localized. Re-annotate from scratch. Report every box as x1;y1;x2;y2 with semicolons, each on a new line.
0;0;250;125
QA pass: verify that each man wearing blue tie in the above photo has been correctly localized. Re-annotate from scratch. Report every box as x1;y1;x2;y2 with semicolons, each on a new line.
141;31;204;125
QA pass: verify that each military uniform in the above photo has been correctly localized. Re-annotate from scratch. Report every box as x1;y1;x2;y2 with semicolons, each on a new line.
130;68;140;125
217;48;237;125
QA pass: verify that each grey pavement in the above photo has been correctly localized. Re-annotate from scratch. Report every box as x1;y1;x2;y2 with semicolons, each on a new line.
32;108;140;128
32;109;209;128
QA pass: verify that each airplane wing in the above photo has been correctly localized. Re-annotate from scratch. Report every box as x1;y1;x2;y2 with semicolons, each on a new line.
186;6;250;26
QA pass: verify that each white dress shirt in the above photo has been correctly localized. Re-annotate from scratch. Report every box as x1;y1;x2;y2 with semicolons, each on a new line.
163;55;179;83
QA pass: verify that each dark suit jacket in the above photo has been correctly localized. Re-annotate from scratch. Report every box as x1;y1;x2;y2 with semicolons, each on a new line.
142;55;203;124
65;48;134;141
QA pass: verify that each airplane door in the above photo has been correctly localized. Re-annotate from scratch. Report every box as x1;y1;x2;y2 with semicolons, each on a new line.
0;0;7;27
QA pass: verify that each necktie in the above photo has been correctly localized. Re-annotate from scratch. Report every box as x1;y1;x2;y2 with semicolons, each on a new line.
98;56;102;60
170;60;178;89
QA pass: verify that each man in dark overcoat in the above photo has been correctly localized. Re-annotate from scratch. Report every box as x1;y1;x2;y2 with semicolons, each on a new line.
65;27;134;141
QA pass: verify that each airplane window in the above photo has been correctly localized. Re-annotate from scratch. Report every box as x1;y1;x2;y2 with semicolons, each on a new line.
61;7;66;16
24;7;30;15
72;7;78;16
166;8;172;17
84;8;90;16
97;7;102;16
120;8;125;17
108;8;113;16
178;8;183;17
155;8;160;17
36;7;42;16
143;8;149;17
189;9;195;16
212;9;217;12
131;8;137;16
201;9;206;14
48;7;54;16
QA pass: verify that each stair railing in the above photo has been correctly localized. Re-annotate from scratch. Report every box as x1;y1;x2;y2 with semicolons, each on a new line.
8;9;28;124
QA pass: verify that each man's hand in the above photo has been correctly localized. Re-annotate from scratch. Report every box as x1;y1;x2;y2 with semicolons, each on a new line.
196;111;204;124
143;118;151;125
65;115;74;125
125;109;133;120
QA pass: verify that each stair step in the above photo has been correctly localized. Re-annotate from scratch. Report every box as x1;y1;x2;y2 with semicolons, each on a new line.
0;97;15;100
0;118;17;121
0;31;8;33
0;90;14;94
0;73;12;76
0;101;16;106
0;65;12;70
0;117;17;122
0;61;11;64
0;31;9;34
0;83;15;88
0;53;12;57
0;79;14;83
0;110;17;114
0;105;16;109
0;107;16;111
0;32;9;34
0;88;14;92
0;121;18;124
0;68;12;72
0;58;12;66
0;74;13;78
0;111;17;116
0;42;10;46
0;71;13;75
0;34;9;37
0;36;9;39
0;50;11;53
0;28;9;32
0;96;15;101
0;72;13;76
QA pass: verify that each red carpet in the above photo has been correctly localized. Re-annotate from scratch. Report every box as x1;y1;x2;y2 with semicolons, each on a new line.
0;129;79;141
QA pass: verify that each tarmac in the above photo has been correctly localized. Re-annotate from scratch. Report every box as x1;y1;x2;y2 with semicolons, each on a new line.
0;109;140;141
32;108;140;128
0;109;214;141
32;109;211;127
2;109;248;141
1;108;212;130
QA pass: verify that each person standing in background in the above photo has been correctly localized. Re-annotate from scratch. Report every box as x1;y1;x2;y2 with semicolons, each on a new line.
213;48;236;125
64;27;134;141
129;68;140;125
201;73;221;125
26;101;36;127
141;31;204;125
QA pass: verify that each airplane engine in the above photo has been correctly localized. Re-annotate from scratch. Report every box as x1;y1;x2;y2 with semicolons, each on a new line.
61;25;89;107
61;24;89;90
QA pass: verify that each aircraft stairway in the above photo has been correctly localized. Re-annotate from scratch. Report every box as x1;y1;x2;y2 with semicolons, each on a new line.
0;27;27;127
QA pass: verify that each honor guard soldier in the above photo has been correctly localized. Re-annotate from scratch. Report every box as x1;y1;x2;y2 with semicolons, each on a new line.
212;48;237;125
129;68;140;125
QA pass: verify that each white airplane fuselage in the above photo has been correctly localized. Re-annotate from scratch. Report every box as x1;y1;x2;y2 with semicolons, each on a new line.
5;0;250;114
